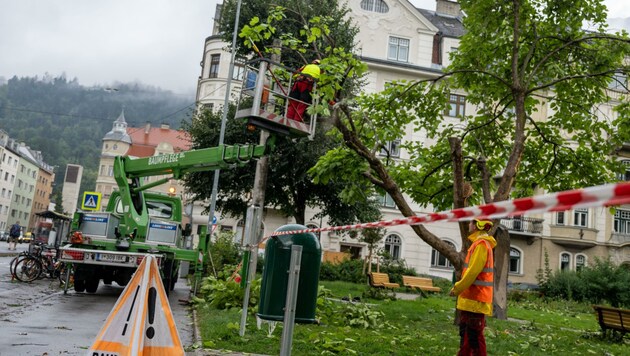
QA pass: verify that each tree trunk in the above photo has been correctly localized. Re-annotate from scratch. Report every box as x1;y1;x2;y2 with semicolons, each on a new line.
493;225;510;320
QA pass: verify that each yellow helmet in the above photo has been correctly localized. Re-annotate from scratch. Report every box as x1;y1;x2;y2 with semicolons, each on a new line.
474;219;493;231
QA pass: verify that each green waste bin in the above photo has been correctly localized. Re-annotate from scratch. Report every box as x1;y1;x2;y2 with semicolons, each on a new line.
257;224;321;324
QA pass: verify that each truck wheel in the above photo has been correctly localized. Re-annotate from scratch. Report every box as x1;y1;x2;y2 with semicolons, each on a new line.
85;279;99;293
74;279;86;293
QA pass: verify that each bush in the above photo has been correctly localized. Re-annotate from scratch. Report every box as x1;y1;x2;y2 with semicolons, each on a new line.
539;257;630;308
376;258;417;285
319;259;366;284
207;231;242;275
195;275;260;312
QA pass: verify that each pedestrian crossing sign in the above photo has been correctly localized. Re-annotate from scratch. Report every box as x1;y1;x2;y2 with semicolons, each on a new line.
81;191;102;211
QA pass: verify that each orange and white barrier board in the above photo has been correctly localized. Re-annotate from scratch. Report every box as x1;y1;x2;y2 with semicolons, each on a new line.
88;255;184;356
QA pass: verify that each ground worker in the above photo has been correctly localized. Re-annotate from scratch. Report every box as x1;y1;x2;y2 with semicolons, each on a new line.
286;59;321;122
450;218;496;356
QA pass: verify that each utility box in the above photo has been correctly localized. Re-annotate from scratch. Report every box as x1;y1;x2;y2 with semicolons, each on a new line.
79;213;119;239
257;224;321;324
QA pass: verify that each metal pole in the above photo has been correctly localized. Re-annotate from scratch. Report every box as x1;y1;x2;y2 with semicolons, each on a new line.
207;0;243;239
280;245;303;356
239;205;263;336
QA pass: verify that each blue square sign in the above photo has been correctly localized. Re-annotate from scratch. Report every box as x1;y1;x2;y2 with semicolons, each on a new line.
81;191;102;211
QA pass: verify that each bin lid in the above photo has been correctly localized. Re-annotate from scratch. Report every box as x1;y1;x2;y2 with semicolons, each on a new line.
272;224;321;251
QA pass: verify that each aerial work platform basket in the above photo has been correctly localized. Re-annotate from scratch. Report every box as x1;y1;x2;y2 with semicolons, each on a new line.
235;58;318;140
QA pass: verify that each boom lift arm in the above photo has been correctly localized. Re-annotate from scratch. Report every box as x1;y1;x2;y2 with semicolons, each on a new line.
113;140;274;240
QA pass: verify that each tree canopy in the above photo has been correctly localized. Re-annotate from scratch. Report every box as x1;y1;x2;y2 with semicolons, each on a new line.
244;0;630;319
183;105;380;226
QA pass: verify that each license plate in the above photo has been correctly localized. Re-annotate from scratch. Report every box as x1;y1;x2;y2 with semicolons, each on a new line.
96;253;129;263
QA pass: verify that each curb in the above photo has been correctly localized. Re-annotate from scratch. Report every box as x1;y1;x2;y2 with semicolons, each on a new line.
0;252;21;258
188;303;269;356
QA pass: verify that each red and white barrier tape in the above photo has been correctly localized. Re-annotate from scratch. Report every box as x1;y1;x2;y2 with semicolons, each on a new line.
269;181;630;237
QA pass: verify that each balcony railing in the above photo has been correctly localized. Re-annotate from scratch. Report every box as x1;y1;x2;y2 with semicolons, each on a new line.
500;217;544;234
610;232;630;244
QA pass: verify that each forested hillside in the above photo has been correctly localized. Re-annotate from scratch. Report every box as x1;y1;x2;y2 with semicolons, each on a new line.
0;74;195;198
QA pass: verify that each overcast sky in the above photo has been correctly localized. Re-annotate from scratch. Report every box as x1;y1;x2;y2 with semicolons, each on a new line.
0;0;627;96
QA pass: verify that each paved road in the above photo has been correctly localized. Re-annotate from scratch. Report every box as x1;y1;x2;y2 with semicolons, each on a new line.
0;248;194;355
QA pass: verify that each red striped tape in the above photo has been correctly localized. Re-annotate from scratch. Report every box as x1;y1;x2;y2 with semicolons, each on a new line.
268;181;630;237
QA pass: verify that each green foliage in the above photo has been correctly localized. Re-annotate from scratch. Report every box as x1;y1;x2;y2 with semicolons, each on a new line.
196;274;260;311
319;259;366;284
53;192;66;215
207;231;242;275
183;105;380;226
317;286;389;330
376;256;417;285
196;280;630;355
538;257;630;308
221;0;359;70
361;286;396;301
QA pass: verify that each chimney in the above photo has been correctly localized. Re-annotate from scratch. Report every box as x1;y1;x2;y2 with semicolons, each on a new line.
436;0;461;17
145;122;151;134
160;123;170;130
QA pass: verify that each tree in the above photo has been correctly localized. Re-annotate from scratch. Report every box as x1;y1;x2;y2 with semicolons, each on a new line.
219;0;358;69
53;192;66;215
183;105;380;226
246;1;630;320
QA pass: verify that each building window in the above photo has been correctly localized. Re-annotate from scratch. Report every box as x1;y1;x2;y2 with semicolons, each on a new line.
445;94;466;117
380;139;401;158
573;208;588;227
609;72;627;91
232;64;245;81
560;252;571;271
617;160;630;181
576;254;587;271
614;210;630;234
379;193;395;208
360;0;389;13
384;234;401;260
509;248;521;274
556;212;565;225
388;36;409;62
431;240;455;268
209;54;221;79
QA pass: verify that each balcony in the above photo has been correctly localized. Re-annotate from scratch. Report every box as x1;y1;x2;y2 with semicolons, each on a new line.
610;232;630;246
500;216;543;235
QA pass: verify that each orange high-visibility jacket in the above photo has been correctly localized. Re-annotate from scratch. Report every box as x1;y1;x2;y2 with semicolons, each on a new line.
453;231;496;316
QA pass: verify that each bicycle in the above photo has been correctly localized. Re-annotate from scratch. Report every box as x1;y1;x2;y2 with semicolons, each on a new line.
11;242;72;286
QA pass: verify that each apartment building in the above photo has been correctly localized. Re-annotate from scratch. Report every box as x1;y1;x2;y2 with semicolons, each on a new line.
196;0;630;284
0;129;55;232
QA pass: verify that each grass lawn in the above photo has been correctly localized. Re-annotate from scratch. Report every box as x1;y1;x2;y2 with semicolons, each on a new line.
194;280;630;355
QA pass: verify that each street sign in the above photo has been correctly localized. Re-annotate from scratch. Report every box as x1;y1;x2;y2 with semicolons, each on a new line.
81;191;102;211
212;215;217;225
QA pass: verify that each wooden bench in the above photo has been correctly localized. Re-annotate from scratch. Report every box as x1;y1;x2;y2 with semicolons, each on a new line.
402;276;442;295
368;272;400;289
593;305;630;336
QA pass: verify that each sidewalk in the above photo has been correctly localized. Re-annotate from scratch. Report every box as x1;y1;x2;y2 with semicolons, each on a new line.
0;242;28;257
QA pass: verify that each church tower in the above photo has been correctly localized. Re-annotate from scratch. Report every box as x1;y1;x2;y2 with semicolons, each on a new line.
96;110;132;209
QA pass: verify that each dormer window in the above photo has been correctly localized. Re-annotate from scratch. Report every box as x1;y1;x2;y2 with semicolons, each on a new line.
361;0;389;13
